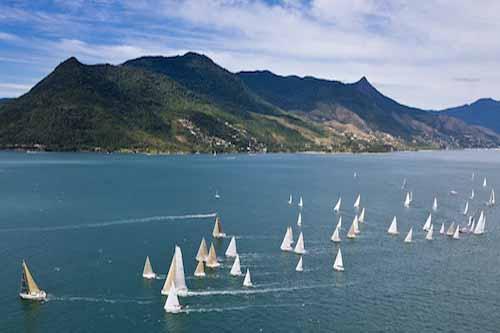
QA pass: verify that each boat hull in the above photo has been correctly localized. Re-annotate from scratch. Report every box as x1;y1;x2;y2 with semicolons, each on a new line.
19;291;47;301
142;273;156;279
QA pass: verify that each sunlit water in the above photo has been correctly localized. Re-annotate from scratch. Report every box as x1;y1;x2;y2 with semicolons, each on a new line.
0;150;498;332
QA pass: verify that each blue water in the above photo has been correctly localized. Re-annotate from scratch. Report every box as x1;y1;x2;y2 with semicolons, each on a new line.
0;150;499;332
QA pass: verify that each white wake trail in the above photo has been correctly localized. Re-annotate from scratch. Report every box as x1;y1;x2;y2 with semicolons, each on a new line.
186;283;333;297
47;295;155;305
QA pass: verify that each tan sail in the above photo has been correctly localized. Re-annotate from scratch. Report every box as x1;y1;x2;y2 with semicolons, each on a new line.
142;256;156;279
206;243;220;268
194;260;205;277
161;254;176;295
212;216;226;238
196;238;208;262
22;261;40;294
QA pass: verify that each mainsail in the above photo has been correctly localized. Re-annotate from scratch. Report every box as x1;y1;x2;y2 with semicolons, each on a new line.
288;194;293;205
243;269;253;287
473;211;485;234
353;215;360;234
142;256;156;279
347;221;356;239
161;252;177;295
294;232;305;254
333;248;344;271
439;223;445;234
334;197;342;212
446;222;456;236
483;177;487;187
297;212;302;227
206;243;220;268
194;260;205;277
295;256;303;272
212;216;226;238
453;225;460;239
230;255;242;276
174;246;188;296
196;238;209;262
353;194;361;209
225;236;238;257
463;201;469;215
359;208;366;223
336;216;342;229
404;192;411;208
387;216;398;235
164;284;181;313
404;227;413;243
298;196;303;208
331;226;341;243
280;226;294;251
470;189;475;200
432;197;438;211
21;260;41;295
423;213;432;231
425;224;434;240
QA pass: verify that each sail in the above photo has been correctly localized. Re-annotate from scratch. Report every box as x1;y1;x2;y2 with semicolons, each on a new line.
243;269;253;287
194;260;205;277
334;197;342;212
280;227;293;251
174;246;188;295
425;224;433;240
453;225;460;239
331;226;341;243
336;216;342;230
410;191;413;202
288;226;294;244
196;238;209;262
353;171;357;179
423;213;432;231
463;201;469;215
353;215;360;234
470;189;475;200
298;196;303;208
142;256;155;278
225;236;238;257
212;216;222;238
297;212;302;227
359;208;366;223
21;261;41;294
288;194;293;205
432;197;438;211
439;223;445;234
401;178;407;190
230;255;242;276
161;253;176;295
206;243;220;268
333;248;344;271
483;177;487;187
470;220;476;233
404;228;413;243
164;283;181;313
489;189;495;205
473;211;485;234
294;232;305;254
295;256;303;272
353;194;361;209
387;216;398;235
347;221;357;239
404;192;411;208
446;222;456;236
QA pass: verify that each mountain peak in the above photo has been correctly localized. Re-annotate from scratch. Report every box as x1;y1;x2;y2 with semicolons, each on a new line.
60;56;82;67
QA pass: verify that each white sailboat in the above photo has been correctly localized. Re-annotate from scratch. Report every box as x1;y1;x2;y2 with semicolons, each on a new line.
331;226;341;243
333;248;344;271
215;190;221;199
446;222;456;236
295;256;303;272
488;188;495;206
353;215;360;234
404;227;413;243
453;225;460;239
387;216;398;235
463;201;469;215
195;237;209;262
294;232;306;254
473;211;485;234
164;284;182;313
161;246;188;296
353;171;357;179
472;172;475;181
288;194;293;205
439;223;445;235
297;212;302;227
336;216;342;230
298;196;303;208
280;226;294;251
425;224;434;240
347;220;356;239
206;242;221;268
212;216;226;238
19;260;47;301
409;191;413;203
359;208;366;223
432;197;438;211
470;189;475;200
401;178;407;190
423;213;432;231
194;260;206;277
334;197;342;213
230;255;242;276
353;194;361;209
243;269;253;287
225;236;238;257
404;192;411;208
483;177;487;187
142;256;156;279
470;220;476;233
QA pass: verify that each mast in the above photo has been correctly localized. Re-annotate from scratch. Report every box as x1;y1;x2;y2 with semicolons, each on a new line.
174;246;188;296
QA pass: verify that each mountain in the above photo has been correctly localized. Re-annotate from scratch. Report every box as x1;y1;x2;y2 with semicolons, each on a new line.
438;98;500;133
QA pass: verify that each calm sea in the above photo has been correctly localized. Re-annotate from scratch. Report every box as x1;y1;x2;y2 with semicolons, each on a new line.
0;150;499;332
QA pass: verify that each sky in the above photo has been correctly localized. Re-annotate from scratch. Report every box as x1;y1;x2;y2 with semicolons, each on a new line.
1;0;499;109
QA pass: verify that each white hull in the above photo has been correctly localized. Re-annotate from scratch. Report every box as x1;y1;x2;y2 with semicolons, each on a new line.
165;305;182;313
19;291;46;301
194;272;206;277
142;273;156;279
213;233;226;238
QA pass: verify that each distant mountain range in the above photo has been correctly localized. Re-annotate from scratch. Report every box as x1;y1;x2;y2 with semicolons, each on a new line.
0;52;498;153
437;98;500;134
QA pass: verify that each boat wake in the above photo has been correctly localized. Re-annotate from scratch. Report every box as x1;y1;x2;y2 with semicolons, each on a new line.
0;213;217;232
47;295;155;305
181;302;307;314
186;283;333;297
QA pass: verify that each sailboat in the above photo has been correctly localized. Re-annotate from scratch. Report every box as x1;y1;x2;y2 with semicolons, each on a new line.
298;196;303;208
164;284;182;313
423;213;432;231
387;216;398;235
280;226;294;251
439;223;445;235
215;190;221;199
483;177;487;187
425;224;434;240
432;197;438;211
353;172;357;179
196;238;209;262
194;260;206;277
463;201;469;215
470;189;475;200
225;236;238;257
353;215;360;234
288;226;294;244
359;208;366;223
333;248;344;271
212;216;226;238
453;225;460;239
206;243;221;268
295;256;303;272
446;222;456;236
353;194;361;209
230;255;242;276
334;197;342;213
297;212;302;227
288;194;293;205
404;192;411;208
409;191;413;203
473;211;486;234
404;227;413;243
488;188;495;206
331;226;341;243
347;220;357;239
294;232;306;254
336;216;342;230
243;269;253;287
142;256;156;279
470;220;476;233
472;172;475;181
401;178;407;190
161;246;188;296
19;261;47;301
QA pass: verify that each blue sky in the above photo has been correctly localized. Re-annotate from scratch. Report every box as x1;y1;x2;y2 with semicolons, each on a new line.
1;0;499;109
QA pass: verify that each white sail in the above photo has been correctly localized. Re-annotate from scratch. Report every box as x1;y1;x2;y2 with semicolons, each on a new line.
331;226;341;243
295;256;303;272
225;236;238;257
439;223;445;234
347;220;357;239
336;216;342;230
230;255;242;276
353;215;360;234
174;246;188;296
142;256;156;279
280;227;294;251
243;269;253;287
164;284;181;313
353;171;357;179
196;238;209;262
446;222;456;236
463;201;469;215
453;225;460;239
288;194;293;205
333;248;344;271
470;220;476;233
488;188;495;206
432;197;438;211
387;216;398;235
297;212;302;227
425;224;434;240
298;196;303;208
483;177;487;187
353;194;361;209
294;232;305;254
212;216;226;238
473;211;485;234
470;189;475;200
404;192;411;208
467;216;472;227
334;197;342;212
401;178;407;190
194;260;205;277
472;172;475;181
288;226;294;244
423;213;432;231
404;227;413;243
206;243;220;268
359;208;366;223
161;253;176;295
215;190;220;199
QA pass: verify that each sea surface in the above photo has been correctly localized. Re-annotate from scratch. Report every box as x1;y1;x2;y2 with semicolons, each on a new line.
0;150;499;332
